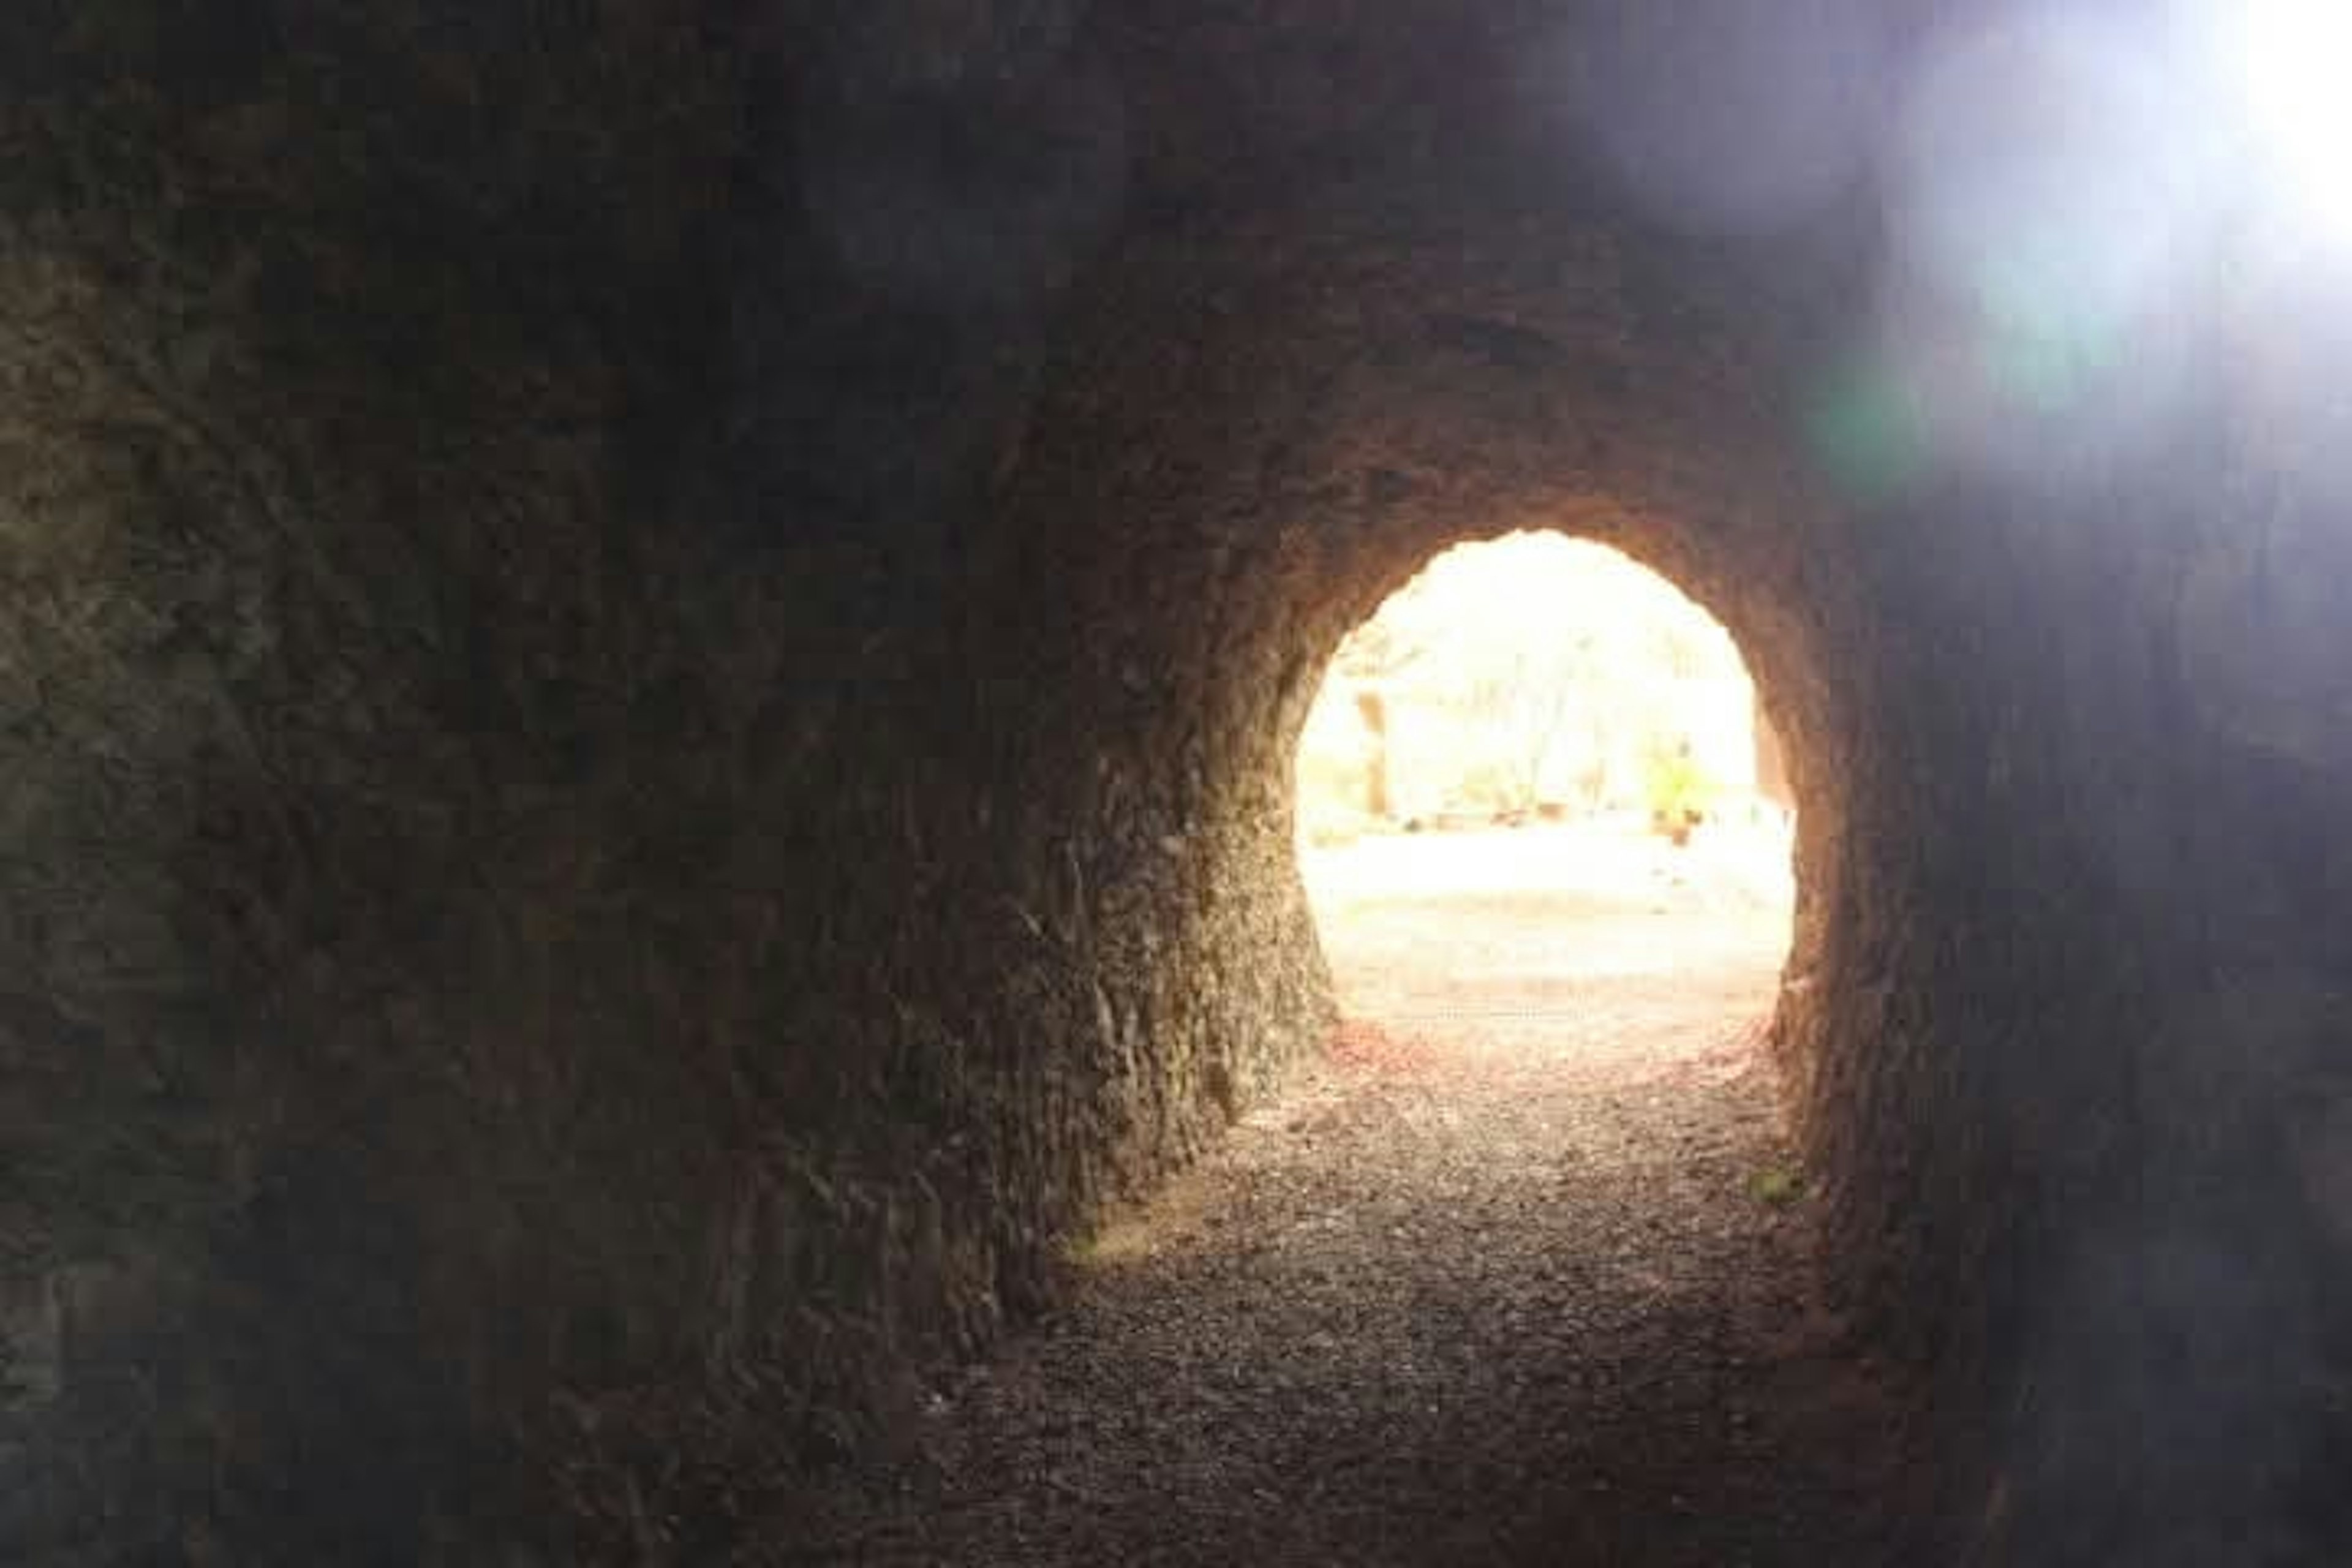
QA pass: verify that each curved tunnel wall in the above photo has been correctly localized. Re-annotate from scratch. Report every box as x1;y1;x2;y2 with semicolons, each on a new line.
1;4;2351;1562
948;179;2352;1557
970;194;1863;1249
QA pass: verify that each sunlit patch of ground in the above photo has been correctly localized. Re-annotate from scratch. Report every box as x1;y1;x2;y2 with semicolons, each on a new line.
1304;816;1794;1076
1302;813;1793;921
778;813;1926;1567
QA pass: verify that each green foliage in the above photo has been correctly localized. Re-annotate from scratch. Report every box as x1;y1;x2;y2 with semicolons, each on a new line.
1643;742;1718;826
1747;1164;1806;1208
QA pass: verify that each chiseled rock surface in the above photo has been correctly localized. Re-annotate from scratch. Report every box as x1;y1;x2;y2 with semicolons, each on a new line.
0;2;2344;1561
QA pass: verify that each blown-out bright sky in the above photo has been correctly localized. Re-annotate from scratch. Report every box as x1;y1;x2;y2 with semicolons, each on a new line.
1357;531;1738;677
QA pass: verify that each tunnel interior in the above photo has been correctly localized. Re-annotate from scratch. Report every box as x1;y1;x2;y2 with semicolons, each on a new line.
4;2;2352;1563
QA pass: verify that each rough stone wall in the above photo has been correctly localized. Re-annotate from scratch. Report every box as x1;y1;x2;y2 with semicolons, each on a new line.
972;170;1867;1297
1;2;2350;1562
0;3;1213;1558
0;7;753;1559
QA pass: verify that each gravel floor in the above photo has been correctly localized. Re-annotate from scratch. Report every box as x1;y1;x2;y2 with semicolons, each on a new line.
780;824;1923;1566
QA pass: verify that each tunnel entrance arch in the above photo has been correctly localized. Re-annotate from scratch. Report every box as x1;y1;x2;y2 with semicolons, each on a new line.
6;7;2346;1558
948;186;2086;1558
1294;530;1790;844
1291;527;1800;1101
965;202;1888;1345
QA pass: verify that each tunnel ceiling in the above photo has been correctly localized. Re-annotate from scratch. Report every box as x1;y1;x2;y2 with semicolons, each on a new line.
3;2;2352;1562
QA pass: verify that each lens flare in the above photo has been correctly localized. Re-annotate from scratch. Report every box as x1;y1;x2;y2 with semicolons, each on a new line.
1875;11;2215;491
2239;0;2352;246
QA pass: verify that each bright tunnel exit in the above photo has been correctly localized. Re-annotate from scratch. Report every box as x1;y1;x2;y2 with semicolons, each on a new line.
1295;530;1796;1075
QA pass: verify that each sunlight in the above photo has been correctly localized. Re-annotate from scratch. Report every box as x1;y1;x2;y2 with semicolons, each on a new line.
2238;0;2352;247
1298;532;1782;852
1295;532;1794;1069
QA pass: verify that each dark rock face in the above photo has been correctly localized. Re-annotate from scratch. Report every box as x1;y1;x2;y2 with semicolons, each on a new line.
1;2;2350;1561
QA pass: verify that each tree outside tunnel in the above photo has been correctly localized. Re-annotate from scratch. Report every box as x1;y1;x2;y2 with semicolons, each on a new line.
1292;528;1798;1093
1295;530;1787;841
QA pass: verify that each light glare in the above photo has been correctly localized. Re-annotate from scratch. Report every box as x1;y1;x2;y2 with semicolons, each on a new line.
2241;0;2352;244
1874;12;2210;492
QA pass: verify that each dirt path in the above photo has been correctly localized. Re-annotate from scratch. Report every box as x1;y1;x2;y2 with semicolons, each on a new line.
782;824;1922;1566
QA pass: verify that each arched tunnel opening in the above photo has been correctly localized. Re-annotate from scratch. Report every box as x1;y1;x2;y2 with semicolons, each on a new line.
1294;529;1801;1104
6;4;2352;1565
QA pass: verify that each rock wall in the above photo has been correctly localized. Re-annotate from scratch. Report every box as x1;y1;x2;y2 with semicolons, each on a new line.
0;2;2348;1562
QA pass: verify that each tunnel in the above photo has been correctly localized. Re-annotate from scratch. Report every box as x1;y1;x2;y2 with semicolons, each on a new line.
5;3;2352;1563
